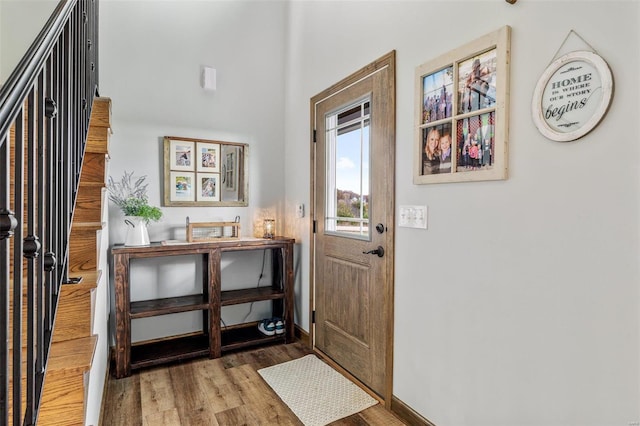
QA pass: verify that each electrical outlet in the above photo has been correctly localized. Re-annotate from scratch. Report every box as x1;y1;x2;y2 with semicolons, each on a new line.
399;205;427;229
296;203;305;218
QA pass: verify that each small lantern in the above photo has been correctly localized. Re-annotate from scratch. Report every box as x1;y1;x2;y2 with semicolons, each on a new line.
263;219;275;239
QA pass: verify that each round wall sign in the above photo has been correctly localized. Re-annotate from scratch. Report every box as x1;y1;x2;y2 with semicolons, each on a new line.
532;50;613;142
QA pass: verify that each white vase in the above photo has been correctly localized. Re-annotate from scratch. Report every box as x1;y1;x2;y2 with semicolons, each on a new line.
124;216;150;246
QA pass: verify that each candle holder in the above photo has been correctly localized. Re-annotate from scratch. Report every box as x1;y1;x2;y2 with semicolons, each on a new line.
263;219;275;239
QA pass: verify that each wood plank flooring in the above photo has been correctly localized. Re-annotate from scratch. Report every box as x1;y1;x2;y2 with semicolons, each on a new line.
101;342;406;426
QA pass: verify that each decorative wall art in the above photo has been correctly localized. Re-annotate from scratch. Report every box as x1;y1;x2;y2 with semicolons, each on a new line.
196;142;221;173
163;136;248;206
169;171;194;202
414;26;511;184
532;41;613;142
169;140;195;171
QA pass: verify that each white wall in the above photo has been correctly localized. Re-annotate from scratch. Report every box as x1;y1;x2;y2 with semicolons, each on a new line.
284;1;639;426
99;1;288;340
0;0;56;82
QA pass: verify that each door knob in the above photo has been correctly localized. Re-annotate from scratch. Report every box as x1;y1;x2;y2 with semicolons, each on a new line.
363;246;385;257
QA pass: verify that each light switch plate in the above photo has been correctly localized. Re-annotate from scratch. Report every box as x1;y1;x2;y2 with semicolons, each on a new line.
399;205;428;229
201;66;217;91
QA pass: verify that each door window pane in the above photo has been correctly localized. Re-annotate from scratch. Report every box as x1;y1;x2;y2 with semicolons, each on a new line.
325;99;370;239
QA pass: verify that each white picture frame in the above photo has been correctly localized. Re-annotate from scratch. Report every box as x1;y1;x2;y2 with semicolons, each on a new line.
196;142;220;173
169;171;195;202
169;140;195;171
196;173;220;202
414;25;511;184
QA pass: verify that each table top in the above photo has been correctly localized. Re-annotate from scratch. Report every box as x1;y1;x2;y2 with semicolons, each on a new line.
111;236;295;255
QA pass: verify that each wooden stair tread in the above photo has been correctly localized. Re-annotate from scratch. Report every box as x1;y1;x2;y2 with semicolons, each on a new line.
85;97;111;156
78;181;106;188
89;97;112;128
86;128;111;153
66;270;101;287
53;278;98;343
62;277;99;292
71;221;105;230
79;151;108;184
48;336;97;375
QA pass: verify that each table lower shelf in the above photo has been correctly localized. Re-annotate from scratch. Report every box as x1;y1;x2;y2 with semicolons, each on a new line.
130;334;210;371
128;322;287;372
221;322;286;352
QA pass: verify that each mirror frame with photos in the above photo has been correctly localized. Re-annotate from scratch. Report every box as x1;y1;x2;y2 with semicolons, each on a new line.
163;136;248;207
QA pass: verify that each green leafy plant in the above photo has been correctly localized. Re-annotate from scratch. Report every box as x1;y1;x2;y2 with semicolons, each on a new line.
107;171;163;223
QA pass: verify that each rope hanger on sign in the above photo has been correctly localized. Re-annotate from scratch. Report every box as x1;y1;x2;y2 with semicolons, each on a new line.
549;29;599;63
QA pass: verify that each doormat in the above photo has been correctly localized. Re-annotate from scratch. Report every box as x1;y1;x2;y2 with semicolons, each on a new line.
257;354;378;426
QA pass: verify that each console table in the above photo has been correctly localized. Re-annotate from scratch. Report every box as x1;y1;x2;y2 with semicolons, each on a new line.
112;237;294;378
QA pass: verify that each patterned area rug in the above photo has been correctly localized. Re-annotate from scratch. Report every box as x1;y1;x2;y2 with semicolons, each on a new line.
258;354;378;426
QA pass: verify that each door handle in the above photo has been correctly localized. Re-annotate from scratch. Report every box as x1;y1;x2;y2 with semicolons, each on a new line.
363;246;385;258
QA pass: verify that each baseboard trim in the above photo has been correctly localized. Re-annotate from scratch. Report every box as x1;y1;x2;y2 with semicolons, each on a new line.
391;395;436;426
294;324;311;347
97;354;111;426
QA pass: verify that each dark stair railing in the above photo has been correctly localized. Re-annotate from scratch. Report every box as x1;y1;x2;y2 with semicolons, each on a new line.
0;0;98;424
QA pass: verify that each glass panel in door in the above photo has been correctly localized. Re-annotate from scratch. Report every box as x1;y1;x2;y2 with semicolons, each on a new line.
325;99;371;240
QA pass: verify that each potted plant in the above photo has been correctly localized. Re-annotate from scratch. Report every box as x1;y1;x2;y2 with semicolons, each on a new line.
107;171;162;246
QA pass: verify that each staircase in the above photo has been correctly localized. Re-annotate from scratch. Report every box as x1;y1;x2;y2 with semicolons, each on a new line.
5;97;110;425
37;97;111;426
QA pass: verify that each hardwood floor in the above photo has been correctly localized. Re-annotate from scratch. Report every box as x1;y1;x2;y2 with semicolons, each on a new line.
101;342;406;425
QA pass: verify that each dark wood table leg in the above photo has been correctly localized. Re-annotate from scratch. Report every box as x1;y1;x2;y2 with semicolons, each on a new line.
113;253;131;378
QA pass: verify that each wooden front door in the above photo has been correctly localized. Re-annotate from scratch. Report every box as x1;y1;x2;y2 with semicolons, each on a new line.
310;51;395;402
